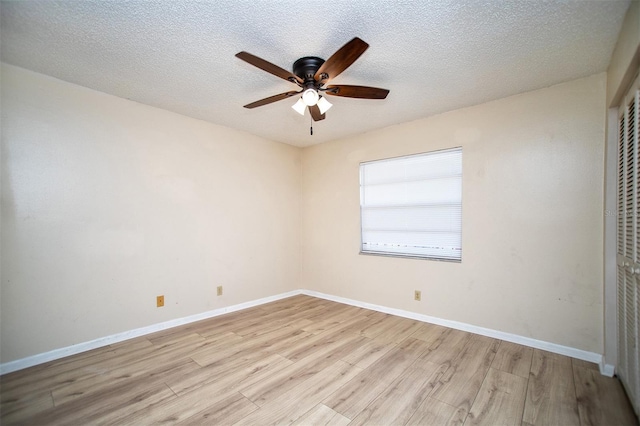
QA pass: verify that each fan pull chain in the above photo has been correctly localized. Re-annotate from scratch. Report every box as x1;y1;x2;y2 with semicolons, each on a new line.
310;114;313;136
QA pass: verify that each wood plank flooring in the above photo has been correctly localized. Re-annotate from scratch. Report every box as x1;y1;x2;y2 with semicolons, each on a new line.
1;295;637;425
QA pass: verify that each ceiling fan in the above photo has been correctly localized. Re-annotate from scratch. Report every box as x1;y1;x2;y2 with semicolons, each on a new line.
235;37;389;125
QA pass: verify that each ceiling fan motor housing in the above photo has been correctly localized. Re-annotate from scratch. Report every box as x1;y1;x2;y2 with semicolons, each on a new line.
293;57;325;83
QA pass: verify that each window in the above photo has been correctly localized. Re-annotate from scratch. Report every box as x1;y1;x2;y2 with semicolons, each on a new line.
359;147;462;261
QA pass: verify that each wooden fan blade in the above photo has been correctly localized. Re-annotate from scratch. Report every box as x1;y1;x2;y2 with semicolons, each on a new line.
325;85;389;99
243;91;301;109
314;38;369;83
309;105;326;121
236;51;303;84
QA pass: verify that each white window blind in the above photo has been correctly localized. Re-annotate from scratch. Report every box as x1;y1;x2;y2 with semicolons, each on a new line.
360;147;462;261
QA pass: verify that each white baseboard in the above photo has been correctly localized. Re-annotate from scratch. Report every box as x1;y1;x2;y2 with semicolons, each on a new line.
301;290;605;367
599;360;616;377
1;289;607;376
0;290;302;375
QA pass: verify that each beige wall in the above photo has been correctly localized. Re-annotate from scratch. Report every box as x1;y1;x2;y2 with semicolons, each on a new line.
0;63;608;364
301;74;606;353
0;64;301;363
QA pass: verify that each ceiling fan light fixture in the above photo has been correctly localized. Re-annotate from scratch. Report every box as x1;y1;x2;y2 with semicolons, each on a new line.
317;96;333;115
236;38;389;127
292;98;307;115
302;88;319;106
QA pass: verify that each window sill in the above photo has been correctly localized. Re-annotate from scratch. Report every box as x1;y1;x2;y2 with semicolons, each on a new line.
359;251;461;263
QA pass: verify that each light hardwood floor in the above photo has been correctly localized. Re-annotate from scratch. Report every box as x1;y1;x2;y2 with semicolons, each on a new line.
1;295;637;425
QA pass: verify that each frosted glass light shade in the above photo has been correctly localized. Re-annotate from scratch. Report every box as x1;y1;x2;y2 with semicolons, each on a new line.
317;96;333;114
302;88;319;106
292;98;306;115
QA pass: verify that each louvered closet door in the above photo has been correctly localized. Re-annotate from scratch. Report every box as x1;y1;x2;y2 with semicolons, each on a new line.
617;73;640;417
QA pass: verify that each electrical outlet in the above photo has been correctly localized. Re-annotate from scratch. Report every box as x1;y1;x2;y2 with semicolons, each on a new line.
217;286;223;296
157;295;165;307
414;290;421;301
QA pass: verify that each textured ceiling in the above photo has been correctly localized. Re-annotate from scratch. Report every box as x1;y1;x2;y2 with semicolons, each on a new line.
0;0;630;147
